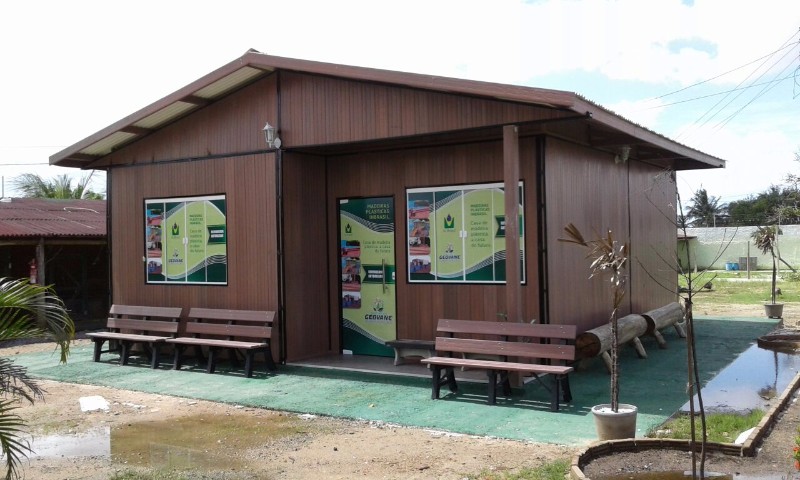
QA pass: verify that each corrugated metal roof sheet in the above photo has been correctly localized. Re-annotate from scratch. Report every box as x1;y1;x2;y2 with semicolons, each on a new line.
0;198;106;238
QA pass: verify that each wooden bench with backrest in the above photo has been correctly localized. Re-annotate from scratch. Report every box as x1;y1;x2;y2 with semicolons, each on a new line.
166;308;276;377
86;305;183;368
420;319;576;410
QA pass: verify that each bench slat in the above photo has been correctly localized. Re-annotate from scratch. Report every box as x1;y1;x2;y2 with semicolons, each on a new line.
167;338;268;349
421;356;573;375
188;308;274;324
110;305;182;319
184;322;271;339
435;337;575;362
107;318;179;334
437;319;576;340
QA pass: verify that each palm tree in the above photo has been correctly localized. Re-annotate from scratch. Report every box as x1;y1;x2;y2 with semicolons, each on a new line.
11;172;104;200
0;278;74;479
686;188;726;227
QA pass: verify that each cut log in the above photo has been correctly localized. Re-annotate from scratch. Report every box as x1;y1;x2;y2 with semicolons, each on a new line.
642;302;686;348
575;314;648;373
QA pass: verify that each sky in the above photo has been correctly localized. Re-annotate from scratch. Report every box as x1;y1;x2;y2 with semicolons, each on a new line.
1;0;798;208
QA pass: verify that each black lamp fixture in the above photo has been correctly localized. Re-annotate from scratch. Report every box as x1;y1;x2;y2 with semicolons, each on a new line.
263;122;281;149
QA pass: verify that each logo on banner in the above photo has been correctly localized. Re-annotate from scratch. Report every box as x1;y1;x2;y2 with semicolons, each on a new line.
365;296;392;323
443;214;455;230
171;223;180;236
345;223;352;234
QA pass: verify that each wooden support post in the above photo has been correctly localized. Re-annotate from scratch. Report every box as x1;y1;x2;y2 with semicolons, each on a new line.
503;125;522;323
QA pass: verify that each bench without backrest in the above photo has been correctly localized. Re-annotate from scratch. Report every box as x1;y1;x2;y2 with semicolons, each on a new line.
166;308;276;377
420;319;576;410
86;305;182;368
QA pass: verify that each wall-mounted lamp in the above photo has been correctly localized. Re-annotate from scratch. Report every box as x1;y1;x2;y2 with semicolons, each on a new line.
263;122;282;149
614;145;631;164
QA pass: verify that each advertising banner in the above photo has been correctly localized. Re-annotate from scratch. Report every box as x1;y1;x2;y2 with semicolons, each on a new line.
339;197;396;357
145;195;227;285
407;182;524;284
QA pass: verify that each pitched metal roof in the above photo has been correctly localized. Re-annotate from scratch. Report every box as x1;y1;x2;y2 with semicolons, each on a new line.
0;198;106;238
49;48;726;170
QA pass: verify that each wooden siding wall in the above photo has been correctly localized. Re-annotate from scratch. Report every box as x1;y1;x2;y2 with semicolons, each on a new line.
281;152;330;360
545;138;630;334
317;138;540;356
109;154;280;348
628;163;678;312
279;72;565;146
98;74;278;167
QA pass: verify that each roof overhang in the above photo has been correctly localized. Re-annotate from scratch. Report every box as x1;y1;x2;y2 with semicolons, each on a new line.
50;49;726;171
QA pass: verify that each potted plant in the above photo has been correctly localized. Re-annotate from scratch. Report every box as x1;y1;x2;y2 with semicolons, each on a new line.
752;225;783;319
560;224;637;440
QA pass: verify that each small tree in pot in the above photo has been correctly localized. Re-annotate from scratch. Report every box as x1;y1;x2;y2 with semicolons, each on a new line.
560;224;636;438
752;225;783;319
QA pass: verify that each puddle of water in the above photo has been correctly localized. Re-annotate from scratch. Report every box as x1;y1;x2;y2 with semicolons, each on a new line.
682;343;800;413
29;427;110;458
30;412;304;473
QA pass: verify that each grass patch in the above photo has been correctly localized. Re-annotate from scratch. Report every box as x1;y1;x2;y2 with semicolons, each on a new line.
466;459;570;480
648;410;765;444
679;272;800;306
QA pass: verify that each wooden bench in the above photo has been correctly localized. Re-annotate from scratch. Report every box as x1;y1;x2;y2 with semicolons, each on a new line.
166;308;276;377
86;305;182;368
420;319;576;410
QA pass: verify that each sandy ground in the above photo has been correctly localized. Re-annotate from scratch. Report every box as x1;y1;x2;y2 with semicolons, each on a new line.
4;302;800;479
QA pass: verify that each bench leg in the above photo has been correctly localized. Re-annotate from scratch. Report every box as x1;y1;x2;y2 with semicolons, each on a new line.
487;371;497;405
120;341;132;366
173;345;184;370
207;348;217;374
244;351;254;378
500;372;512;397
560;374;572;403
431;366;458;400
551;375;562;411
92;340;105;362
150;344;160;369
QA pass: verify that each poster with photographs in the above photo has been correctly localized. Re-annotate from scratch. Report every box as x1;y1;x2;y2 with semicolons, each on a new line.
145;194;227;285
406;182;524;284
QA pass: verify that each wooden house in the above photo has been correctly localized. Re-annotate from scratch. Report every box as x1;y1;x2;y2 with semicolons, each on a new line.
50;49;724;363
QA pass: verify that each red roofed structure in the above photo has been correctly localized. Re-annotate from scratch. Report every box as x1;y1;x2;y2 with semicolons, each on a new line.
0;197;108;321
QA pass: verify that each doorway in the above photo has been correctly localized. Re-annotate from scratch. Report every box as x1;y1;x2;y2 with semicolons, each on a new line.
338;196;397;356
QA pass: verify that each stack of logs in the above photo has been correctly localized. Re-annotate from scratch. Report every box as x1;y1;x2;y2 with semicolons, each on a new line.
575;302;686;372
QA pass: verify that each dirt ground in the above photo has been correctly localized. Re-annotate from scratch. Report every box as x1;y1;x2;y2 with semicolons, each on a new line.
4;303;800;479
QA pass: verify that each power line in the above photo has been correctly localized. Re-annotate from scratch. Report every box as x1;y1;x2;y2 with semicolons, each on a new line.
676;36;799;140
654;32;800;100
649;73;797;109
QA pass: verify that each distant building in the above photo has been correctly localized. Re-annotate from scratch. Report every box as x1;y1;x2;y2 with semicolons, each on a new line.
0;197;108;321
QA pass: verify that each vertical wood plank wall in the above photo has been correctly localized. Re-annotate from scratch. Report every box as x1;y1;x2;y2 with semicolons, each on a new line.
279;72;566;147
294;137;542;361
545;138;630;334
281;152;331;361
109;154;280;349
628;163;678;312
545;138;679;333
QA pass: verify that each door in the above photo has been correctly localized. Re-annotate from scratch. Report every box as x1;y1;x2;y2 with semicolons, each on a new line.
338;196;396;356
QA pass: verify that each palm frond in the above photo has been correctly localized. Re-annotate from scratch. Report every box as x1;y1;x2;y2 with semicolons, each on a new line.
0;278;74;363
0;358;44;405
0;399;31;480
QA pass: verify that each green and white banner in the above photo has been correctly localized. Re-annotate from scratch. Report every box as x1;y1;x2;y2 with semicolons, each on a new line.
407;182;524;284
145;195;227;285
339;197;396;357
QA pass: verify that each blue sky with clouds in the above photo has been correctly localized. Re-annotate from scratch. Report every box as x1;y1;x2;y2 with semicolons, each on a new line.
1;0;797;208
